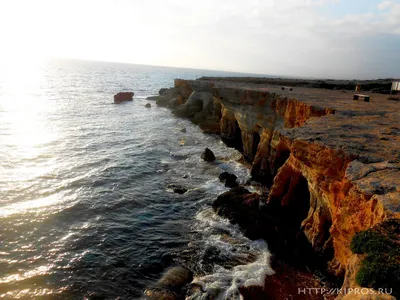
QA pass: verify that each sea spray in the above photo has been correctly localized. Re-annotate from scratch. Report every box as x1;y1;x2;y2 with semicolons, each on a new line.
185;208;274;299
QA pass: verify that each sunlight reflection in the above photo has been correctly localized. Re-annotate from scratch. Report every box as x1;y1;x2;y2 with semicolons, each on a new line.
0;59;60;194
0;193;67;218
0;265;53;284
1;287;64;299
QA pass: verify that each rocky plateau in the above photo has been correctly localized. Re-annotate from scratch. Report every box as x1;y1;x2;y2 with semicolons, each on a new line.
148;77;399;299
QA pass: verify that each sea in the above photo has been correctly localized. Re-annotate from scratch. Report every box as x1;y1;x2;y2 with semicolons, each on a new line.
0;59;273;299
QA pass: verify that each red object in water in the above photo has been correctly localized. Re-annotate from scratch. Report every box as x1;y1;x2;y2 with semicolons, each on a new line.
114;92;134;104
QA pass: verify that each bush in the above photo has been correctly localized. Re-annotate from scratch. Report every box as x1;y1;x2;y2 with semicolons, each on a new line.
350;230;391;254
350;220;400;298
356;254;400;292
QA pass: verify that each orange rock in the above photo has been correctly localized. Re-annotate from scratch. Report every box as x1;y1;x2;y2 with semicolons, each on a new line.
160;79;400;282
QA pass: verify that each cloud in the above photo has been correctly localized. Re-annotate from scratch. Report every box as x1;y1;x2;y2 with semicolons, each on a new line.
378;0;393;10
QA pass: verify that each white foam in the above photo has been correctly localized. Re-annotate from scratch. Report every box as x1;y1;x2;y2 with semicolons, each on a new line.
188;208;274;300
199;179;229;195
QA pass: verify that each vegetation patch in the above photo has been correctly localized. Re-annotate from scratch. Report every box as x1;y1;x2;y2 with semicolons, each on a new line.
350;219;400;298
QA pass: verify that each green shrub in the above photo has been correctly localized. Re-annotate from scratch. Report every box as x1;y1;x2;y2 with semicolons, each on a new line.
350;230;392;254
350;220;400;298
356;254;400;291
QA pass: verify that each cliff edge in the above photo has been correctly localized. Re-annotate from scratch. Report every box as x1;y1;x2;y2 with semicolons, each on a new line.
151;78;399;298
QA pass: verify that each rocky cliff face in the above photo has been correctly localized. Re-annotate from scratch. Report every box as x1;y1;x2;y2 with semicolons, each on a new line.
155;79;400;292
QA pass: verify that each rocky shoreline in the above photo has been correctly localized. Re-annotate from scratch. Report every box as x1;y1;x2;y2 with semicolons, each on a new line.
147;78;399;299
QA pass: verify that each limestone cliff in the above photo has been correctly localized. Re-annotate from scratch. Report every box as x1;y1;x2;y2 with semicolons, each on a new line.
155;79;400;294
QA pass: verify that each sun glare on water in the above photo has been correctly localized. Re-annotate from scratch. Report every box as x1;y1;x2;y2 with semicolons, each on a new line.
0;57;65;215
0;58;54;155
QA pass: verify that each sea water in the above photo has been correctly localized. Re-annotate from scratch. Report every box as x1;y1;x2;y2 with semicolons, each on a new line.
0;59;272;299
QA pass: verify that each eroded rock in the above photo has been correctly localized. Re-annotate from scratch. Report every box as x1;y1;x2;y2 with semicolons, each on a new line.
167;184;188;194
155;78;400;293
201;148;216;162
114;92;134;104
212;187;266;239
218;172;239;188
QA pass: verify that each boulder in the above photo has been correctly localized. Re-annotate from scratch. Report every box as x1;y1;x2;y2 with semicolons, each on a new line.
173;187;187;194
201;148;216;162
159;88;168;95
167;184;188;194
114;92;134;104
212;187;264;239
145;103;151;108
219;172;239;188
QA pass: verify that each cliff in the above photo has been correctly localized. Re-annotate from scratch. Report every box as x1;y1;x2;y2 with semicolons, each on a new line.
151;79;400;297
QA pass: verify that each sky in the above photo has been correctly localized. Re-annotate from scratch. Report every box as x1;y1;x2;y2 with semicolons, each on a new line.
0;0;399;79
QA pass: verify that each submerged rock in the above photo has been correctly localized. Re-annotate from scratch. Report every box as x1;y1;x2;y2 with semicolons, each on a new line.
113;92;134;104
174;187;187;194
144;266;193;300
180;128;186;133
201;148;216;162
145;103;151;108
167;184;188;194
219;172;239;188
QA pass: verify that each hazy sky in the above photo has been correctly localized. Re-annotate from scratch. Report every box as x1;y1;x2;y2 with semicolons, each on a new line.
0;0;399;79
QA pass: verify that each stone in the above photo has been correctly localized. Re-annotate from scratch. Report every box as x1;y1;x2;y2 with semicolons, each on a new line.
201;148;216;162
212;187;264;239
174;187;187;194
218;172;239;188
159;88;168;95
167;184;187;194
113;92;134;104
180;128;186;133
145;103;151;108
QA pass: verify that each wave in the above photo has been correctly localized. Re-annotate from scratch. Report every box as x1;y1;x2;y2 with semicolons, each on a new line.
183;208;274;299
